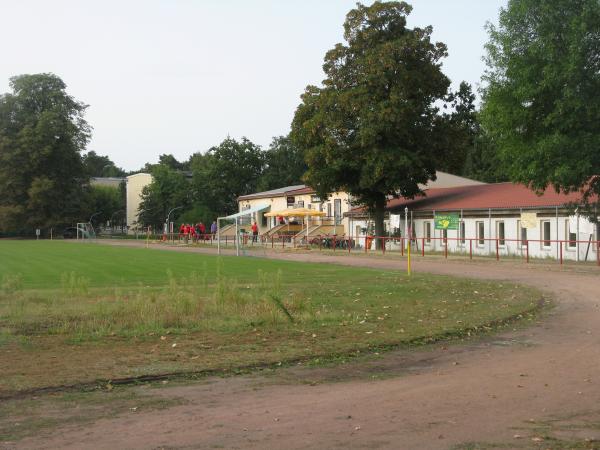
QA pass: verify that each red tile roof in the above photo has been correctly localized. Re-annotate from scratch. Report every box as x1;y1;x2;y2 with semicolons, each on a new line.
349;182;590;215
285;186;315;196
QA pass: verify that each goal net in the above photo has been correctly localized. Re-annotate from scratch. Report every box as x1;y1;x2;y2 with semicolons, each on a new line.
76;222;96;240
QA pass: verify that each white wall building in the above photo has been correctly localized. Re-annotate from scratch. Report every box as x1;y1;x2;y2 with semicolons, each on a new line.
348;183;599;262
125;173;153;232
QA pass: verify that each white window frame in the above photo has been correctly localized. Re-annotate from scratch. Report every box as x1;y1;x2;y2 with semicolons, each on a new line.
541;220;551;249
459;221;466;246
425;221;432;245
496;221;506;247
565;219;576;250
476;221;485;247
517;220;528;248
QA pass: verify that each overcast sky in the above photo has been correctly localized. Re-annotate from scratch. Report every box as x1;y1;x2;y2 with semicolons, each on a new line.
1;0;506;171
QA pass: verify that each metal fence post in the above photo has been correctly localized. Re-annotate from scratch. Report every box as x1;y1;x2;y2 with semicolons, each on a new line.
496;238;499;261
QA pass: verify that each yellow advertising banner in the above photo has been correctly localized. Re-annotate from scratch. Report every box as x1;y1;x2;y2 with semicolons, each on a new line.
520;212;537;229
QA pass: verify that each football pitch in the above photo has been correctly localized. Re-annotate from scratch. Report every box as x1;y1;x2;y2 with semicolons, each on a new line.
0;240;542;394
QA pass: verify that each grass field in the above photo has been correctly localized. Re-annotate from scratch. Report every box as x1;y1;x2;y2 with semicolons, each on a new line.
0;240;544;394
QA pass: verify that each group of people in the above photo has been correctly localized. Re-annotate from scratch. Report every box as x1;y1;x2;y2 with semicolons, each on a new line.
177;220;260;244
179;221;218;242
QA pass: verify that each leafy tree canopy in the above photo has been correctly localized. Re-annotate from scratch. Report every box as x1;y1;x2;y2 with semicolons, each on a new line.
0;73;91;231
137;165;191;229
291;1;456;239
481;0;600;216
257;135;307;191
191;137;264;215
82;151;126;177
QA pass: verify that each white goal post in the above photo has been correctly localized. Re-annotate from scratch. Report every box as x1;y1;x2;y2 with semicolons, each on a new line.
76;222;96;240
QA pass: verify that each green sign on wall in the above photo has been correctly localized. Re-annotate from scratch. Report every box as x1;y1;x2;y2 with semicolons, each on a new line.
434;213;459;230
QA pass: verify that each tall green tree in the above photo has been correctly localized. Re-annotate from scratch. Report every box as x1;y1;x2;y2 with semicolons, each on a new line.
87;185;125;227
191;137;264;215
291;1;453;242
82;151;126;177
481;0;600;216
0;73;91;232
137;165;191;229
258;135;307;191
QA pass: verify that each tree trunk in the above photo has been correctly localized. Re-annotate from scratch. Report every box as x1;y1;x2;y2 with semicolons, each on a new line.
373;197;386;250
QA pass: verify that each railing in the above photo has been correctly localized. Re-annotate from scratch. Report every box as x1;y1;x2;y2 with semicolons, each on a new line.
153;231;600;266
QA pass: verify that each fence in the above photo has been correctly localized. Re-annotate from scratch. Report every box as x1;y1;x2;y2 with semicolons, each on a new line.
94;230;600;266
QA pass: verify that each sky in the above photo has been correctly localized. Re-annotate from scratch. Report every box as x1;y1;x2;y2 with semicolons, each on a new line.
1;0;507;171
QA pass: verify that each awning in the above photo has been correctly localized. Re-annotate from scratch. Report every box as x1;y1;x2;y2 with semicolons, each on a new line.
264;207;325;217
221;203;270;220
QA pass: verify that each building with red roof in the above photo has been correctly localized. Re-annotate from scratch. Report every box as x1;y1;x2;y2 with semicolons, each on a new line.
346;182;598;262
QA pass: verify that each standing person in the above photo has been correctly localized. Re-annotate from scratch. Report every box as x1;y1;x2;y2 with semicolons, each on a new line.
195;223;201;242
183;223;190;244
189;224;196;243
179;223;185;241
210;220;217;237
251;221;259;243
278;215;285;225
199;222;206;240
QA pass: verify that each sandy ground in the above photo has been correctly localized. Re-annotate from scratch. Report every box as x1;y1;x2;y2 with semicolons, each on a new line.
10;241;600;449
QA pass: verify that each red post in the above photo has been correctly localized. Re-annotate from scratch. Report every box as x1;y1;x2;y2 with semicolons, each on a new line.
422;238;425;257
445;239;448;259
469;239;473;260
560;240;563;265
526;242;529;263
365;236;368;253
226;236;228;246
271;235;274;249
401;238;404;256
496;239;499;261
348;236;351;253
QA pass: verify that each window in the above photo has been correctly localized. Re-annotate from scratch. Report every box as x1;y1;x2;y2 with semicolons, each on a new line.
542;220;551;248
476;221;485;246
307;203;312;209
565;219;576;249
460;221;466;245
327;203;332;217
496;221;505;246
425;222;431;244
334;199;342;225
297;200;304;208
261;214;267;227
518;220;528;247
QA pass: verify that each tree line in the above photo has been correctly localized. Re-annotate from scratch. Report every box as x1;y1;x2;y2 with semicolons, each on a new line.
1;0;598;236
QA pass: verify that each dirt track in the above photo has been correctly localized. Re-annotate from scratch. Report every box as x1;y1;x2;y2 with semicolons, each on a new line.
13;242;600;449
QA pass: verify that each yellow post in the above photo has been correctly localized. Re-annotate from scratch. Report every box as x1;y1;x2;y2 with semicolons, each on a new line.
407;238;411;276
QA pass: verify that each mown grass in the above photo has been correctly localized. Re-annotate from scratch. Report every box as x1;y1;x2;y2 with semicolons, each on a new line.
0;240;544;394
